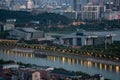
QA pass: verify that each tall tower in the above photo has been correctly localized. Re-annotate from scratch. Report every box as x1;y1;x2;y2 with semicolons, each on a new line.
27;0;34;9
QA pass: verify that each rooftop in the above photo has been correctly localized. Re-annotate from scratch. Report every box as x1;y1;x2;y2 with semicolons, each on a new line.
22;28;37;32
51;69;78;77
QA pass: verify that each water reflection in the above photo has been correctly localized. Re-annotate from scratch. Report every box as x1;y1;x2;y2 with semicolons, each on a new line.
104;64;107;71
0;49;120;77
0;49;34;58
116;66;119;73
47;55;120;73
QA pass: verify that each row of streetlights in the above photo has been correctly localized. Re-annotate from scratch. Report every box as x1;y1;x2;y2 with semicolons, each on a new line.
0;42;119;61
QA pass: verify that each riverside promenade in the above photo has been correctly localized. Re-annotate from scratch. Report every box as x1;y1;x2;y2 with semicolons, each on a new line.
0;45;120;66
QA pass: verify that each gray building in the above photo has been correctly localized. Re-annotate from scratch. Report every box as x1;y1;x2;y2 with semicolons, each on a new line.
73;0;89;12
49;32;113;47
73;0;89;19
10;28;44;40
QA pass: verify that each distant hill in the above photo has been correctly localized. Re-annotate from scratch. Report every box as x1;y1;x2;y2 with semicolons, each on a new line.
0;10;71;25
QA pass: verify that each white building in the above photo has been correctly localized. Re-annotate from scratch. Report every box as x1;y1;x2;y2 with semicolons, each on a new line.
10;28;44;40
27;0;34;10
3;64;19;69
82;3;106;20
3;23;15;31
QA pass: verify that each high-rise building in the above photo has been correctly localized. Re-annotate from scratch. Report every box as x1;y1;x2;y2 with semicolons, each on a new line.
73;0;89;12
73;0;89;19
27;0;34;9
82;3;106;20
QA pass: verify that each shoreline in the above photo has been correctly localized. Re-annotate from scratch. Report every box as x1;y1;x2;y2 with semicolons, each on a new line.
0;46;120;66
35;50;120;66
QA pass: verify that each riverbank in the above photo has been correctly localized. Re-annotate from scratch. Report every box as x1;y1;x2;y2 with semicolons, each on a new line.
0;47;118;80
0;46;120;66
35;50;120;66
0;59;111;80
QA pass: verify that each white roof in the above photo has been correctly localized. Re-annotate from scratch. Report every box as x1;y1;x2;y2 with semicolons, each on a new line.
22;28;37;32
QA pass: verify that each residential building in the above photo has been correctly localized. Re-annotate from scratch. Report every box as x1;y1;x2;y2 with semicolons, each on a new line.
82;3;106;20
50;69;81;80
17;68;40;80
102;11;120;20
73;0;89;12
9;28;44;40
73;0;89;19
0;65;106;80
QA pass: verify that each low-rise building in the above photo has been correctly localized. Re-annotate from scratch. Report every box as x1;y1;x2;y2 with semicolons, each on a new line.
3;64;19;69
50;69;81;80
9;28;44;40
0;64;105;80
49;32;113;47
3;23;15;31
91;74;104;80
17;68;40;80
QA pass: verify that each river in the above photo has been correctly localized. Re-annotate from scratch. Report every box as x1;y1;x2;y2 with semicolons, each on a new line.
0;49;120;80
